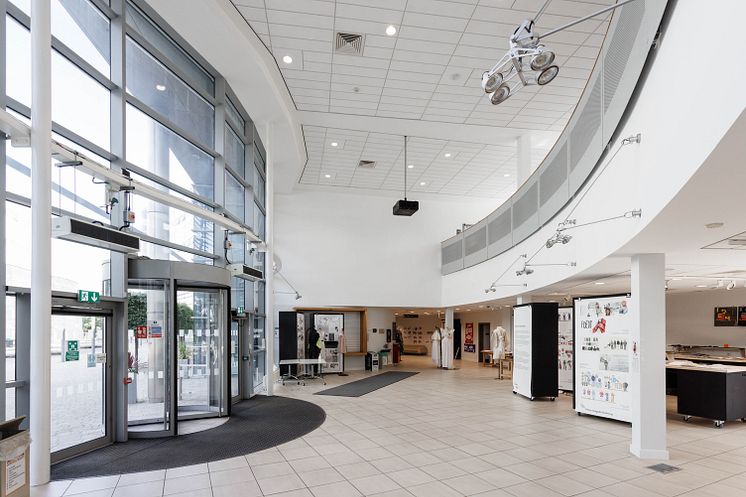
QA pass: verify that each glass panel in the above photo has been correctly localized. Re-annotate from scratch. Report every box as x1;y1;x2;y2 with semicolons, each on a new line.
176;289;224;418
254;282;265;315
127;281;170;431
225;98;244;134
253;205;265;240
53;0;111;76
254;165;265;206
5;296;16;383
126;104;214;200
126;37;214;148
5;388;15;421
51;314;106;452
126;3;214;96
224;172;244;221
224;125;244;177
227;234;244;265
9;0;30;15
230;321;239;398
6;17;31;104
131;194;214;262
252;351;264;392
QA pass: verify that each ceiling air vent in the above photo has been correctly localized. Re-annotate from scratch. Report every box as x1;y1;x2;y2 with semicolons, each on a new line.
358;160;376;169
335;32;364;55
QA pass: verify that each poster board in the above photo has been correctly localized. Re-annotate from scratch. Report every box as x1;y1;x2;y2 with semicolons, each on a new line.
714;307;737;326
558;307;574;392
512;305;533;398
574;295;632;422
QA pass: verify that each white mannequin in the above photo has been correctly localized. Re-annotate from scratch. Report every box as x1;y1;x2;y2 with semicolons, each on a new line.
492;326;509;360
441;328;454;369
431;329;442;366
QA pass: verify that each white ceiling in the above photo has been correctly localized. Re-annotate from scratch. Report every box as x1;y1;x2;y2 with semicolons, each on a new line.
230;0;615;196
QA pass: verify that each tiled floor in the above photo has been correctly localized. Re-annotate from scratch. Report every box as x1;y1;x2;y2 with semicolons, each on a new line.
34;356;746;497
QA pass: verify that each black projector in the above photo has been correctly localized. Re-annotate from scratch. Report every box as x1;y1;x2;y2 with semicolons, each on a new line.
393;199;419;216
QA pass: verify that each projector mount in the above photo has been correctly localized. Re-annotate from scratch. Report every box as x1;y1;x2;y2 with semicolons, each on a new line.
481;0;639;105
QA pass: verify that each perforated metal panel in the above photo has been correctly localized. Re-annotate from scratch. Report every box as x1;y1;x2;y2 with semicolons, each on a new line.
442;239;463;264
487;207;512;258
570;76;602;172
539;142;569;224
512;181;539;244
441;237;464;275
604;1;646;112
464;223;488;268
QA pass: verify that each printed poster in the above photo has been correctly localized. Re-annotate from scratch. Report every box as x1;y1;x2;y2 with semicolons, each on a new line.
574;295;632;422
558;307;574;391
512;305;533;399
465;323;474;344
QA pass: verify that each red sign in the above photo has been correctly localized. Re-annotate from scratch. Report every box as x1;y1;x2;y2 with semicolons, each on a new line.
123;377;133;385
465;323;474;344
135;326;147;339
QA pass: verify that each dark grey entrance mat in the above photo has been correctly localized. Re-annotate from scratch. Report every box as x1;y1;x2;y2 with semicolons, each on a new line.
51;396;325;480
315;371;418;397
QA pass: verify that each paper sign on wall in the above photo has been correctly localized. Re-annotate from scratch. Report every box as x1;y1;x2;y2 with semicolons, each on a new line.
6;452;25;494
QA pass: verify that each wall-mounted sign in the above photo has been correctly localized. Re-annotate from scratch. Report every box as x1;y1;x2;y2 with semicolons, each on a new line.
149;321;163;339
465;323;474;344
77;290;100;303
135;326;147;339
715;307;737;327
464;344;476;353
65;340;79;361
738;307;746;326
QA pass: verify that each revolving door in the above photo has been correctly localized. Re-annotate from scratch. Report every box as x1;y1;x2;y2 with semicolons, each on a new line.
126;260;231;437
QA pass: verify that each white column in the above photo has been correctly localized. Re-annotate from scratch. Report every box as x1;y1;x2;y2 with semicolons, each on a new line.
264;122;275;396
516;295;532;305
444;308;454;330
516;135;532;185
630;253;668;459
30;0;52;485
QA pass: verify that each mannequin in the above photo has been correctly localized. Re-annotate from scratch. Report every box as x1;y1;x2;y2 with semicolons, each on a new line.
441;327;454;369
492;326;509;361
431;328;442;366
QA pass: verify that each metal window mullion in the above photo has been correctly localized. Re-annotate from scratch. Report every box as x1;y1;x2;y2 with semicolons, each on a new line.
88;0;117;20
5;2;28;28
254;200;266;216
7;97;117;161
0;0;7;420
6;192;106;225
213;76;227;266
225;120;250;147
225;84;251;128
124;28;216;106
125;94;218;158
225;164;252;191
134;231;218;260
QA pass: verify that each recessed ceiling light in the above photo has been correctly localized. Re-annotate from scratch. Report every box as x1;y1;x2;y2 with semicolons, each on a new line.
695;284;708;288
330;142;338;147
455;308;461;311
419;181;426;186
155;84;166;91
282;55;293;64
407;164;414;169
324;174;331;179
594;282;605;285
503;173;511;177
705;222;724;229
670;277;682;281
444;153;452;158
386;25;397;36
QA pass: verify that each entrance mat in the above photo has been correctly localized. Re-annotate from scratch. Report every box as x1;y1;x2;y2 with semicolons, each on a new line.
315;371;418;397
51;396;325;480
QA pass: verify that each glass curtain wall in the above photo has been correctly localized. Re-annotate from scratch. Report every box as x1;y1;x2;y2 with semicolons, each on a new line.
1;0;268;420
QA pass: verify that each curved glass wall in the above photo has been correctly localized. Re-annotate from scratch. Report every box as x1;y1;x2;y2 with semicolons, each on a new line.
1;0;268;419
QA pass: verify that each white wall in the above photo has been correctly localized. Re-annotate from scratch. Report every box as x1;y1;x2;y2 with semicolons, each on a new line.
667;289;746;347
456;309;511;363
367;308;395;353
275;190;496;308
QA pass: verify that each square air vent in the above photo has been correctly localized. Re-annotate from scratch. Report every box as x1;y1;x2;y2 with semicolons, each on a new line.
358;160;376;169
335;32;364;55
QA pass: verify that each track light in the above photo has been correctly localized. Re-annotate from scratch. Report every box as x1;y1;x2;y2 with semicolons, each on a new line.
479;0;638;106
727;281;736;290
516;266;534;276
546;232;572;249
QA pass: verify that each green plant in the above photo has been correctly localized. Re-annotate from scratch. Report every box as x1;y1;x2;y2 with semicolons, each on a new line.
176;303;194;330
127;293;147;329
178;340;189;360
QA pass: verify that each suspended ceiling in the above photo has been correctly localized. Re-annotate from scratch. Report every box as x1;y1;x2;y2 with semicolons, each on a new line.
230;0;615;197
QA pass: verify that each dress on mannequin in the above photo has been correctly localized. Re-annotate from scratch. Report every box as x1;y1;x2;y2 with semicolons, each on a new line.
431;329;442;366
441;328;454;369
492;326;509;360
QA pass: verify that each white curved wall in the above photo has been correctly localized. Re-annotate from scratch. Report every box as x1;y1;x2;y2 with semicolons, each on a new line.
442;0;746;307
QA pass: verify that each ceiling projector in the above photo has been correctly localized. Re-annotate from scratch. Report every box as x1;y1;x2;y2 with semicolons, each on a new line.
393;199;419;216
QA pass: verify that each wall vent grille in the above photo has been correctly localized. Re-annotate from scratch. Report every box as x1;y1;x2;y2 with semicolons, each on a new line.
358;160;376;169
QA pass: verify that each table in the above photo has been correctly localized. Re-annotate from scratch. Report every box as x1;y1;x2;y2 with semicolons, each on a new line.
480;350;493;367
495;356;513;380
668;364;746;427
279;358;327;385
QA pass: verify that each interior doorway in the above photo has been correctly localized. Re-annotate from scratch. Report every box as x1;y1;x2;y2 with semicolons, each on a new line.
478;323;491;362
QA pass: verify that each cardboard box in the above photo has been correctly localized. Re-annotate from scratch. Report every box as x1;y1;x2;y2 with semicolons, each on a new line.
0;418;30;497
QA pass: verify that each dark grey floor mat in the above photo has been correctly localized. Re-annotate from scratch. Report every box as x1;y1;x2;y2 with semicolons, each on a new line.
51;396;325;480
315;371;418;397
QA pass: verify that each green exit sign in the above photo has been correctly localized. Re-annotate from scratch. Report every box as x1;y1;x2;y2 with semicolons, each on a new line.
78;290;101;303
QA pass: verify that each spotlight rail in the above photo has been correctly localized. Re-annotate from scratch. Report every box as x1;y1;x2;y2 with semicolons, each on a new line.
480;0;639;106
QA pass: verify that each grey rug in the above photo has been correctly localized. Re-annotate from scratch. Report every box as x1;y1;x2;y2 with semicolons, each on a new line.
51;396;325;480
315;371;419;397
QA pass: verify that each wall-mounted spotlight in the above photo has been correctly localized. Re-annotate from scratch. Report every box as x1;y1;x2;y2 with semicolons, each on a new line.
517;261;577;276
727;280;737;290
484;283;528;293
545;232;572;249
480;0;639;106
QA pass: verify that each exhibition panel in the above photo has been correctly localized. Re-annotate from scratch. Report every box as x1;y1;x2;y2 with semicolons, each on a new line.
512;303;558;401
574;295;633;422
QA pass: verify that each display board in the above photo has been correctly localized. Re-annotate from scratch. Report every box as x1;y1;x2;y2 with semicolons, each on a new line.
558;307;574;392
574;295;632;422
512;305;533;398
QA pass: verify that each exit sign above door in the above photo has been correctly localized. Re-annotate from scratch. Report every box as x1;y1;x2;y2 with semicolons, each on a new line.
78;290;101;303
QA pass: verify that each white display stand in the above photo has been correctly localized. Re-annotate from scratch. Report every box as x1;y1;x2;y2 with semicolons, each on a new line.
512;306;533;398
574;295;633;422
558;307;574;391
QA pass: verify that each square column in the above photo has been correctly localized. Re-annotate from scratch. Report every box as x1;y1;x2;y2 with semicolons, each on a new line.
444;308;454;330
630;253;669;459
